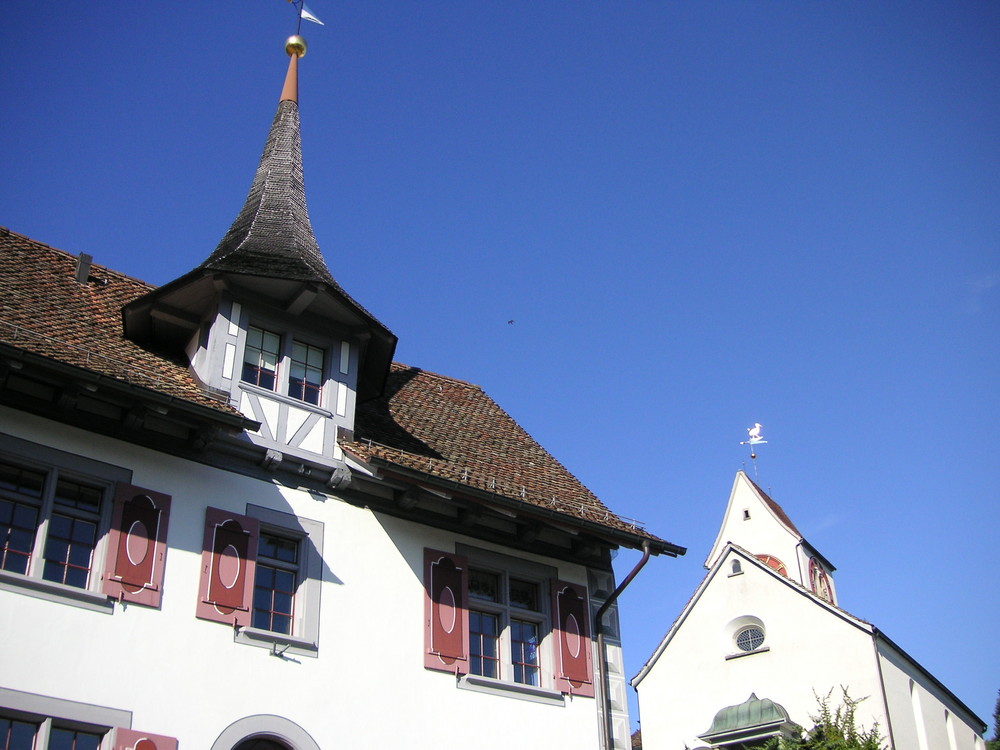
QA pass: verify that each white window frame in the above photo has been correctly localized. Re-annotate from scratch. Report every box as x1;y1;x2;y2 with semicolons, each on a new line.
0;434;127;613
238;323;331;410
456;545;563;705
235;504;324;658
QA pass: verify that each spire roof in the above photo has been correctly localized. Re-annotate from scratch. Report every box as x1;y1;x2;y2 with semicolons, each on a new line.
200;50;333;286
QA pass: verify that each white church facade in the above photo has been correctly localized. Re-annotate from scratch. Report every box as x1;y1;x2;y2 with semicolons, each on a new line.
631;471;986;750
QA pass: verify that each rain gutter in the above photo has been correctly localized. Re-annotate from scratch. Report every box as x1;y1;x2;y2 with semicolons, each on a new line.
595;540;651;750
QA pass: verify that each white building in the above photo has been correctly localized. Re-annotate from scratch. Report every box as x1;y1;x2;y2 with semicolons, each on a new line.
0;37;683;750
631;470;986;750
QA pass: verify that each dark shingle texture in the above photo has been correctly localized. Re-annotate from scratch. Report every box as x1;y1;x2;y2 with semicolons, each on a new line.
0;227;237;415
345;364;664;542
201;100;333;285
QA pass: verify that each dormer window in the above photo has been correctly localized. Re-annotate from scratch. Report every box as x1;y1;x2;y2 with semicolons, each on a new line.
289;341;325;406
243;325;281;390
240;326;328;408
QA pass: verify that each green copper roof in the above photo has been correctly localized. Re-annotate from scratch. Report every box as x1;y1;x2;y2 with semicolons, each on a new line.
699;693;798;745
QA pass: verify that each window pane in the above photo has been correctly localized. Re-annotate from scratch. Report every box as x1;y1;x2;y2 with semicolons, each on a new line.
271;614;291;635
49;728;102;750
470;611;499;678
1;717;38;750
242;326;281;390
289;341;324;405
0;461;45;497
511;619;540;685
13;504;38;529
253;560;297;634
43;514;95;588
246;326;263;349
54;478;102;513
736;626;765;652
469;569;500;603
509;578;539;611
259;534;297;564
1;500;39;574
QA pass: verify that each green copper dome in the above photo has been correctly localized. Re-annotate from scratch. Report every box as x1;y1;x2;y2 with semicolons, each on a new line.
699;693;800;747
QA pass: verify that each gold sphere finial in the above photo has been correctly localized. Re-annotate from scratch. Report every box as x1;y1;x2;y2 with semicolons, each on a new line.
285;35;307;58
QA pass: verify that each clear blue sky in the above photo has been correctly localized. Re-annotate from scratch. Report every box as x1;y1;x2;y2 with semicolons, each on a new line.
2;0;997;732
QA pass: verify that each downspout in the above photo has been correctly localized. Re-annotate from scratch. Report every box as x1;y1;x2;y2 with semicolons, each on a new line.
595;540;651;750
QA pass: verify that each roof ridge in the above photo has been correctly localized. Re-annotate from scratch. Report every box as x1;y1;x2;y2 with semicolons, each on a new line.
0;225;157;290
390;362;482;390
742;471;802;537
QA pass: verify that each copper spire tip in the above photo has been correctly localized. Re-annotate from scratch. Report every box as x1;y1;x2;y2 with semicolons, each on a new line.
285;35;307;58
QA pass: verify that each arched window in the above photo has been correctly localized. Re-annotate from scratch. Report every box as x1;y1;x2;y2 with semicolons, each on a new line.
731;559;742;575
808;557;832;602
755;554;788;577
211;715;320;750
235;740;292;750
724;615;767;657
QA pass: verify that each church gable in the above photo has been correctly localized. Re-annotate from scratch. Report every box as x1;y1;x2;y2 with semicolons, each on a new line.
705;472;802;574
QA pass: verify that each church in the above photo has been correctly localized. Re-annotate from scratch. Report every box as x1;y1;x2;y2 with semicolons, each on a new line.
0;27;683;750
631;470;986;750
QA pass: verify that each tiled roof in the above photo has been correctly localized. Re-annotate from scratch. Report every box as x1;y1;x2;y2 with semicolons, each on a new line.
0;227;240;416
745;474;802;537
2;226;674;550
344;364;671;546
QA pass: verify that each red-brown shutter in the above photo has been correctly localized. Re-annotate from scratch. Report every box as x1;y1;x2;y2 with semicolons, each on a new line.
113;728;178;750
551;580;594;696
196;507;259;626
424;548;469;673
102;484;171;608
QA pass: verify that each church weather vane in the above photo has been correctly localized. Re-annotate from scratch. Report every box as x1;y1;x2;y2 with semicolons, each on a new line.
740;422;767;482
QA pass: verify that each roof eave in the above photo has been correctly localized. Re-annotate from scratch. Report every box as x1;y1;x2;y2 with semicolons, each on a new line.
351;451;684;556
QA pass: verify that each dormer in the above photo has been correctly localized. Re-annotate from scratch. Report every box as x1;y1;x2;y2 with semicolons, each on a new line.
122;40;396;472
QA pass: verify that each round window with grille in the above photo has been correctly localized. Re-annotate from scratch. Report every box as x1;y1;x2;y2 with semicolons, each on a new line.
735;626;765;652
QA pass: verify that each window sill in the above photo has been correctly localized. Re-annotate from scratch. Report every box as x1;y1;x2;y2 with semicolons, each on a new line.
238;382;334;417
0;570;113;614
725;646;770;661
236;626;319;658
457;674;566;707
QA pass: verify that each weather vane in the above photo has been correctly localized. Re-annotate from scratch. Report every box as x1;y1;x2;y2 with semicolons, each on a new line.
739;422;767;481
287;0;325;35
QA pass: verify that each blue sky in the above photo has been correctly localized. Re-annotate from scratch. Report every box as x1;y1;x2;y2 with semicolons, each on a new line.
2;0;997;732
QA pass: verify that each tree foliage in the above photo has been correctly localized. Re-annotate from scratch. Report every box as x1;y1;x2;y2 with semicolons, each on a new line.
751;689;885;750
986;689;1000;750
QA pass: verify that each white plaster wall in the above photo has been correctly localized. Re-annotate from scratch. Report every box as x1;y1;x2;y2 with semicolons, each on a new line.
878;640;985;750
707;475;803;585
636;550;885;750
0;408;604;749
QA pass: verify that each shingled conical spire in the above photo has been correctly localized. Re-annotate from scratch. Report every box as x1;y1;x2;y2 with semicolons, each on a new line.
123;35;396;403
200;44;334;285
